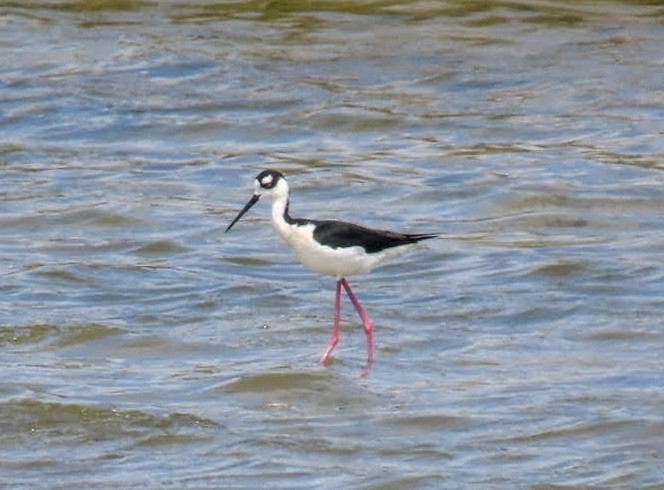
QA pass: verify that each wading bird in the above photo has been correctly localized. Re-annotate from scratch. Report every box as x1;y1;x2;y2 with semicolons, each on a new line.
225;170;436;365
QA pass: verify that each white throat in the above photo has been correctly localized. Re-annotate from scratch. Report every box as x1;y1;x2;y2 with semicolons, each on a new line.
259;178;292;240
270;191;289;229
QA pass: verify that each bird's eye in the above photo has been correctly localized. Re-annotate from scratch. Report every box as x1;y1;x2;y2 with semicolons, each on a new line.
260;174;275;188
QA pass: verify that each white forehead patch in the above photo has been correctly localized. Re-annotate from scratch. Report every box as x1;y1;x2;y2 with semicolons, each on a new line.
260;174;274;187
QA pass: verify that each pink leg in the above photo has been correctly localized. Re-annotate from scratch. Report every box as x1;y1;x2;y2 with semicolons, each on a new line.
341;278;374;364
320;279;342;364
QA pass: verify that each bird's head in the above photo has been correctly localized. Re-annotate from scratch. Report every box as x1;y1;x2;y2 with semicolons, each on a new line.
225;169;288;233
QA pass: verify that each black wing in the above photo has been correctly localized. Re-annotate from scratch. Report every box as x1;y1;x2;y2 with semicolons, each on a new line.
312;220;437;254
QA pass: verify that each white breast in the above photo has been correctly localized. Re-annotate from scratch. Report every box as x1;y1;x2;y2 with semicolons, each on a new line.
267;192;413;278
272;219;413;278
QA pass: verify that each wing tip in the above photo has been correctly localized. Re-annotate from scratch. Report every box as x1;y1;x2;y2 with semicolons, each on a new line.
410;233;438;242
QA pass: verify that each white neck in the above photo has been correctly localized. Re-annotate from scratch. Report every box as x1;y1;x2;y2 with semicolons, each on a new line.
271;192;288;228
266;179;292;241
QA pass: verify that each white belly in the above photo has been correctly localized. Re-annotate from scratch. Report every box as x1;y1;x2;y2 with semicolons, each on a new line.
273;220;413;278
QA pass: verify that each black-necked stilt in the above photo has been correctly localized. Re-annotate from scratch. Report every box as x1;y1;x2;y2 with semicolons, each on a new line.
225;169;437;365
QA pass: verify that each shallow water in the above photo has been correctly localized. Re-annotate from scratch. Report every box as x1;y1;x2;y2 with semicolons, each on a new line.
1;1;663;488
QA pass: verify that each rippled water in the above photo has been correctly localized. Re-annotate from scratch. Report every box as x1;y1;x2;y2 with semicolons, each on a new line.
1;1;663;488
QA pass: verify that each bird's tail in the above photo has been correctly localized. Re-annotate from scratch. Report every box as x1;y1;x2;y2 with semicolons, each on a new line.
406;233;439;242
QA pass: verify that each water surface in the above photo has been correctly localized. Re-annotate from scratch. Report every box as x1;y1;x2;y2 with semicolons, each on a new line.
1;1;663;488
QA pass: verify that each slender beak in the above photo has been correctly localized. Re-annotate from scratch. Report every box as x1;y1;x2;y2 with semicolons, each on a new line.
225;194;260;233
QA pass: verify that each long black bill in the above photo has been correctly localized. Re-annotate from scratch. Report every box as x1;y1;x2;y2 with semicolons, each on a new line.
225;194;260;233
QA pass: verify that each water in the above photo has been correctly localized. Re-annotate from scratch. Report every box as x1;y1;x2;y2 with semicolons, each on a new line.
1;1;663;488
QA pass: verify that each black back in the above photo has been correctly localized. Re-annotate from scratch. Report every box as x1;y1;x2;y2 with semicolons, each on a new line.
311;220;436;254
281;188;436;254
